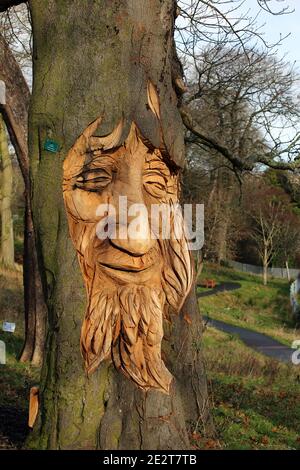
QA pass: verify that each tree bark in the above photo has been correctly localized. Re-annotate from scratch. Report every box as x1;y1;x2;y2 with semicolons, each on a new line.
0;115;14;268
263;258;268;286
0;32;47;365
26;0;212;449
285;260;290;282
215;171;234;264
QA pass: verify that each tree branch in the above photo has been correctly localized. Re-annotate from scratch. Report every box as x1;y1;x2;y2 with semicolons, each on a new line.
180;106;300;172
180;106;253;171
0;32;29;181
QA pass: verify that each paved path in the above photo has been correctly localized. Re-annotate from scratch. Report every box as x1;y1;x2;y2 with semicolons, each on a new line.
198;282;295;364
198;281;241;297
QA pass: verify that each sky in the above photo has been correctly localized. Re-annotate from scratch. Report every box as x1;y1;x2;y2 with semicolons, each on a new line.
236;1;300;147
240;0;300;67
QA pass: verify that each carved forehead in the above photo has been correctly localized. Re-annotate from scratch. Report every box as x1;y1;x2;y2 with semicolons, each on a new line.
83;139;174;177
64;118;177;182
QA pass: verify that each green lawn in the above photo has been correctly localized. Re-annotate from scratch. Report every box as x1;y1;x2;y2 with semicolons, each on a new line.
0;330;39;449
198;263;298;345
200;327;300;450
0;267;39;449
1;264;300;449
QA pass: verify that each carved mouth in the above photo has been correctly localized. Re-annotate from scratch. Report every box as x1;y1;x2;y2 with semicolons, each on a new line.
99;262;153;273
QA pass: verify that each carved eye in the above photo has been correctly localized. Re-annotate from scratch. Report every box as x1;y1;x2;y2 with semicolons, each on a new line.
75;168;113;192
143;172;167;199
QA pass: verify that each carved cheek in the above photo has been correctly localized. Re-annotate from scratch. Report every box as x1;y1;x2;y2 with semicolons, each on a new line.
143;172;165;198
65;188;110;222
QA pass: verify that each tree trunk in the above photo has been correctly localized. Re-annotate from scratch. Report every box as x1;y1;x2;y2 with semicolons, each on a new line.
215;171;234;264
263;261;268;286
285;260;290;282
0;115;14;268
20;199;47;365
216;215;229;264
0;32;47;365
27;0;212;449
195;250;204;281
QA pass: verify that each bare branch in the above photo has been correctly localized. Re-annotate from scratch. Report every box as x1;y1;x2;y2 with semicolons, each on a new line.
181;106;253;170
0;31;29;180
181;106;300;172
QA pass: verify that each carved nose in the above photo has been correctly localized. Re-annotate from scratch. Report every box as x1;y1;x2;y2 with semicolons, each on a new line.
110;217;155;257
109;158;155;256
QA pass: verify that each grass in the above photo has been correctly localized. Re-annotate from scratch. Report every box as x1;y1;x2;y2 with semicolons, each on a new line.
198;263;298;345
0;263;300;449
0;266;24;328
0;266;39;449
198;327;300;450
0;331;39;449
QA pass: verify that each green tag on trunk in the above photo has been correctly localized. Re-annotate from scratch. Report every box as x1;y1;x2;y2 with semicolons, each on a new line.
44;139;60;153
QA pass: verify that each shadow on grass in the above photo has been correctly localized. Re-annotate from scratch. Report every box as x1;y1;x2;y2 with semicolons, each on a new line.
0;331;24;359
0;332;34;449
0;361;30;449
0;279;24;326
0;403;28;449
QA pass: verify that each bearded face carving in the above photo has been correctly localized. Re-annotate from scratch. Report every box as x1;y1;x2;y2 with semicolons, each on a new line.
63;94;193;394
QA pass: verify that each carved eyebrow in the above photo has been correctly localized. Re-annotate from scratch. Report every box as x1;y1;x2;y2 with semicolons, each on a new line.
82;154;117;171
144;161;171;179
144;169;167;179
80;167;112;178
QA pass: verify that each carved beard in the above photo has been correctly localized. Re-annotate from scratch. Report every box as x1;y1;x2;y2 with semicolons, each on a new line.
80;215;192;394
81;285;170;391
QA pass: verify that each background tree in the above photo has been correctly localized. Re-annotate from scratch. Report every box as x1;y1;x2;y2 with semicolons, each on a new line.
0;19;46;365
0;114;14;268
243;178;297;285
180;26;300;173
263;169;300;279
181;38;300;264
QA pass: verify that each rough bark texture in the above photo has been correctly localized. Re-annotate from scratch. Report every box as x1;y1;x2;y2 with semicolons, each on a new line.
0;115;14;268
27;0;212;449
0;32;47;365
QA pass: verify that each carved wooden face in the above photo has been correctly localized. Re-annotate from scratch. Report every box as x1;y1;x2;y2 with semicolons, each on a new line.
63;118;193;394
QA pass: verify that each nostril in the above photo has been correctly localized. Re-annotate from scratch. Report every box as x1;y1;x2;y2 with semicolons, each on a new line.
109;237;155;257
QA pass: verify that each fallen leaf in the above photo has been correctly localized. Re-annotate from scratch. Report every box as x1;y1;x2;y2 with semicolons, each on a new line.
205;439;219;449
261;436;269;445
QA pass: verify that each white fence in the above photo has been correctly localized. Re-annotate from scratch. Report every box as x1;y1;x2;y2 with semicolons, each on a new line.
227;260;299;280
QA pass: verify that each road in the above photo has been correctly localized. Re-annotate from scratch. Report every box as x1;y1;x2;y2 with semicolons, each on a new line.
198;282;295;364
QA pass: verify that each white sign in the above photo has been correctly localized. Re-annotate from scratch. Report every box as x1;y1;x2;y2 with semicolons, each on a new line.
0;80;6;105
2;321;16;333
0;340;5;365
291;340;300;365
